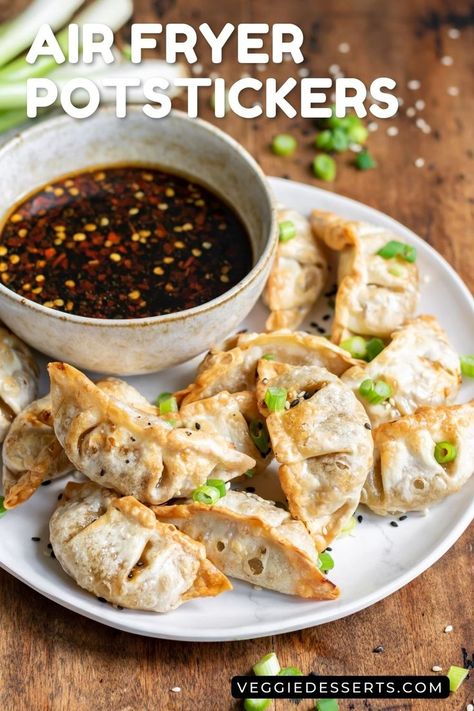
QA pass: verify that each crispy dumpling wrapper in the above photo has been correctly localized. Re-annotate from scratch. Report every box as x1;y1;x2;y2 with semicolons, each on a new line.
263;208;328;331
177;330;359;405
0;325;39;442
154;489;338;600
342;315;461;427
258;361;373;550
310;210;419;343
362;401;474;515
49;362;255;505
179;390;271;472
50;482;231;611
2;378;159;509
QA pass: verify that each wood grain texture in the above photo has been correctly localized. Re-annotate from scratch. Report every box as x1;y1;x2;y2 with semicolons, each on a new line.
0;0;473;709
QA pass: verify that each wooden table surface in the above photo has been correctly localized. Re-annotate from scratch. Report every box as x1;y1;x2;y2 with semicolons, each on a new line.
0;0;472;709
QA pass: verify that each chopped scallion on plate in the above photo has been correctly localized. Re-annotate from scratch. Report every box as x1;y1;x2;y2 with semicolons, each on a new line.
460;355;474;378
279;220;297;242
365;338;385;361
339;516;357;537
315;700;339;711
264;386;287;412
156;392;178;414
355;150;376;170
318;550;334;572
205;478;226;497
0;495;6;517
434;441;457;464
249;419;271;455
244;699;271;711
278;666;303;676
359;379;392;404
377;240;416;263
261;353;276;361
191;484;221;505
340;336;368;360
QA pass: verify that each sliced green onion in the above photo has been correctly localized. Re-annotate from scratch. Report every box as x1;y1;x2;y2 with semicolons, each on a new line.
279;666;303;676
460;355;474;378
355;150;376;171
192;485;221;505
447;665;469;693
279;220;297;242
271;133;297;157
331;127;349;153
206;479;227;497
339;516;357;537
261;353;276;361
365;338;385;362
0;496;7;518
264;386;287;412
318;551;334;572
434;441;457;464
245;469;256;478
156;392;178;415
359;379;392;404
313;154;337;181
253;652;281;676
249;419;270;455
315;130;334;151
340;336;368;360
315;700;339;711
388;264;406;278
244;699;271;711
347;123;368;145
377;240;416;263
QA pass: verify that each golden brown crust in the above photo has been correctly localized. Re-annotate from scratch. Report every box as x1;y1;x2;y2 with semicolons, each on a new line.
310;209;419;343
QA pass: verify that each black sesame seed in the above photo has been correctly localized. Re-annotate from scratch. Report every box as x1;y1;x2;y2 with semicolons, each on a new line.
316;326;326;334
195;422;201;430
117;605;124;610
326;547;332;551
373;645;385;653
364;423;372;430
303;391;312;400
322;314;331;321
31;536;40;542
310;321;318;328
290;399;300;408
41;480;52;486
399;515;407;521
245;486;256;493
47;543;52;549
97;597;107;603
127;572;133;579
357;515;363;523
57;493;63;500
390;521;399;527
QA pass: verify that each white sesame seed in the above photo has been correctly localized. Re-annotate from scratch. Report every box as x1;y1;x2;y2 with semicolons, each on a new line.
284;401;290;410
447;86;460;96
397;96;404;106
415;99;425;110
432;665;443;672
415;158;425;168
298;66;310;78
406;107;416;117
368;122;378;132
444;624;453;633
466;703;473;711
441;55;453;66
330;92;336;102
350;143;363;152
240;72;250;79
407;79;421;90
191;63;203;75
256;63;266;72
387;126;399;136
329;64;341;74
448;28;460;39
209;71;219;80
338;42;350;54
170;687;181;693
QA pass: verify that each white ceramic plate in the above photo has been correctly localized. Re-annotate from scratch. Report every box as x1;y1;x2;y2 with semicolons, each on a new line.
1;177;473;641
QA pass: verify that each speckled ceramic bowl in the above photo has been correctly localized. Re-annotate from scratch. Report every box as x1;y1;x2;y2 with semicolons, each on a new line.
0;108;277;374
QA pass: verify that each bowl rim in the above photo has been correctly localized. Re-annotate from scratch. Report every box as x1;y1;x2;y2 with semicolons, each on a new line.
0;106;277;328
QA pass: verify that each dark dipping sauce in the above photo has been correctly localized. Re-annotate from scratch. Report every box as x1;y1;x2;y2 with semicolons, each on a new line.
0;166;253;319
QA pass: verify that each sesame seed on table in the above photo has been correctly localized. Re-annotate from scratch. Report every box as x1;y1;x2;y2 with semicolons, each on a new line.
0;0;473;710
